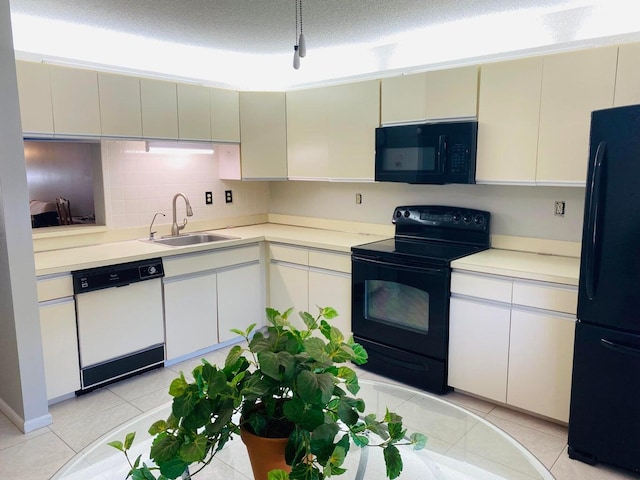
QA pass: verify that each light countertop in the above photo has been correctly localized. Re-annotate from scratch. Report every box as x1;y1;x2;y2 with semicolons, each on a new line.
451;249;580;286
34;224;389;276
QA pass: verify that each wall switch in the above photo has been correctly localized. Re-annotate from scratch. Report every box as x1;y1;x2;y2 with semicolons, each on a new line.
554;201;565;216
205;191;213;205
356;193;362;204
225;190;233;204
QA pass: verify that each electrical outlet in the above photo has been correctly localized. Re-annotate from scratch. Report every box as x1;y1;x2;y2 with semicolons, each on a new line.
225;190;233;204
355;193;362;205
205;191;213;205
554;201;565;216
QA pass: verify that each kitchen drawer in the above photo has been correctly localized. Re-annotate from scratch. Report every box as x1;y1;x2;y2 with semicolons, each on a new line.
269;244;309;265
512;280;578;315
451;271;512;303
37;274;73;302
308;250;350;274
164;244;260;277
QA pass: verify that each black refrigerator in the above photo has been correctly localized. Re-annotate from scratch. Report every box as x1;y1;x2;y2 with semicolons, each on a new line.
568;104;640;473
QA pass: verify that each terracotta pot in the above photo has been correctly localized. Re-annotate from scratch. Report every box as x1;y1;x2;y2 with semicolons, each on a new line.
240;425;290;480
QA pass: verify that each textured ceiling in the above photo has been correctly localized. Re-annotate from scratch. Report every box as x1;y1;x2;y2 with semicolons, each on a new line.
9;0;640;89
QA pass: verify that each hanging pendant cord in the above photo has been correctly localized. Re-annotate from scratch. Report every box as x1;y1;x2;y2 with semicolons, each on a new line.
299;0;303;35
295;0;299;45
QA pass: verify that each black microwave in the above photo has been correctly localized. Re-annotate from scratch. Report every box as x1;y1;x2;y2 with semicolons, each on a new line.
374;120;477;184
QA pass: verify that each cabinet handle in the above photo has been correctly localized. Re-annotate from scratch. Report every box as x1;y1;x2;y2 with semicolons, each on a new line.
584;141;606;300
600;338;640;357
438;135;448;173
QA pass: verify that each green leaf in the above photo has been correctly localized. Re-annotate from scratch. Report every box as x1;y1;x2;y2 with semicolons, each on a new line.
206;369;229;396
224;344;244;368
178;433;208;463
302;337;332;365
350;432;369;447
148;420;167;436
349;342;368;365
337;397;359;426
257;351;281;380
384;409;403;424
107;440;123;452
383;444;403;480
388;421;405;441
149;432;181;463
124;431;136;450
283;398;324;431
168;375;189;397
328;445;347;468
265;307;280;325
157;457;189;480
299;311;317;330
320;306;339;319
337;367;360;395
410;432;428;450
364;414;389;440
267;470;290;480
296;370;335;405
310;422;340;464
172;388;200;419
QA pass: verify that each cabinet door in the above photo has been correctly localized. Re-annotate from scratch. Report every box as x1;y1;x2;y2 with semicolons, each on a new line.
537;47;617;185
507;309;575;422
210;87;240;142
424;65;478;120
381;73;428;125
286;87;330;180
614;43;640;107
98;72;142;137
239;92;288;179
39;299;81;400
164;273;218;361
140;78;179;139
308;269;351;335
177;83;211;141
15;61;54;134
448;297;510;402
50;65;101;136
269;263;308;329
217;263;263;342
476;57;543;184
327;80;379;181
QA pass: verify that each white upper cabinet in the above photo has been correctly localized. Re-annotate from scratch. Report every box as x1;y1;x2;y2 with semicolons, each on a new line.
381;66;478;124
140;78;179;139
287;80;380;181
614;43;640;107
98;72;142;138
50;65;101;136
536;47;617;185
210;88;240;142
177;83;211;141
327;80;379;181
286;87;330;180
15;61;54;135
476;57;543;184
239;91;288;179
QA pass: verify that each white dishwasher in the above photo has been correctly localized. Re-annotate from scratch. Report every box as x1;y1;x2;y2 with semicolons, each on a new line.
72;258;165;391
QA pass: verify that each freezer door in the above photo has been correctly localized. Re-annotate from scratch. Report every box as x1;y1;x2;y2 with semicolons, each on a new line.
568;322;640;472
578;104;640;332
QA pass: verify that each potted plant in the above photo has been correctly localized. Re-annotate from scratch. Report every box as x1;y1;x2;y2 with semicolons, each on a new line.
111;306;427;480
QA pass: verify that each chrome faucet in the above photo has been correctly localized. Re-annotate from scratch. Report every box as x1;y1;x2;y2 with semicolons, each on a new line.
149;212;165;240
171;193;193;236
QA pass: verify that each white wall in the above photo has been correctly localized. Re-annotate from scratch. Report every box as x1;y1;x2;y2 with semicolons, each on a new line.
0;0;50;432
102;141;270;229
269;181;585;243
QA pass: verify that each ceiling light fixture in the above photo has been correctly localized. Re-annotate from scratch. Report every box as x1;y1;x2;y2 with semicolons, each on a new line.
145;141;214;155
293;0;306;69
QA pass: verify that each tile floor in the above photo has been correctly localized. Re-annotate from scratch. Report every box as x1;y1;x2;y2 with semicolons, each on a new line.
1;344;638;480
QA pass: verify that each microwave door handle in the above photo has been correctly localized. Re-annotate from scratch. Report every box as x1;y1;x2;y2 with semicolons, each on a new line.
438;135;448;173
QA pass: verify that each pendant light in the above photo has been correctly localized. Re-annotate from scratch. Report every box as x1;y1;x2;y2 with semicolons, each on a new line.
293;0;306;69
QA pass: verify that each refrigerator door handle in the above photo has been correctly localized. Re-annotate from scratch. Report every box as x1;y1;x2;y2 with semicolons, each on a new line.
585;141;606;300
601;338;640;357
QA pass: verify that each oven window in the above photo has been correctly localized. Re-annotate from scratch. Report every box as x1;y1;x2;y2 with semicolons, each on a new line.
364;280;429;333
381;147;435;171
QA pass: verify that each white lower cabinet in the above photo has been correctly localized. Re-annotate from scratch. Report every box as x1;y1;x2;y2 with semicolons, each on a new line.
217;263;263;342
507;308;575;422
449;270;577;422
163;244;263;362
268;244;352;334
39;298;81;401
164;272;218;361
448;297;510;403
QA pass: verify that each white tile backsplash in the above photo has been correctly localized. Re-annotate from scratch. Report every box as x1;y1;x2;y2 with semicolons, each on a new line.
102;140;269;229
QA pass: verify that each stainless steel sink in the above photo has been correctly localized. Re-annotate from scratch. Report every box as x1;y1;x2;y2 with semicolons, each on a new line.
145;233;238;247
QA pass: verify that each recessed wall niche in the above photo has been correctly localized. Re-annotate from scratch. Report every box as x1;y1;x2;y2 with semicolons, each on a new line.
24;139;103;228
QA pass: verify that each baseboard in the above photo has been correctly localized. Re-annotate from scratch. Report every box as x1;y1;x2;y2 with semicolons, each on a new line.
0;396;52;433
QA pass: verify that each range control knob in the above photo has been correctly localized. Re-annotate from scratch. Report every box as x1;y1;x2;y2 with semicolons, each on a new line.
404;210;411;218
463;214;472;223
474;215;485;225
453;212;462;222
395;210;403;218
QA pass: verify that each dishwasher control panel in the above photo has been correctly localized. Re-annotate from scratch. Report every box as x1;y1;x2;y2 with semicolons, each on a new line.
72;258;164;294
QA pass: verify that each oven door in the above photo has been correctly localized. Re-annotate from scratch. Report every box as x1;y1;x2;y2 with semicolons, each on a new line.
351;254;450;360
